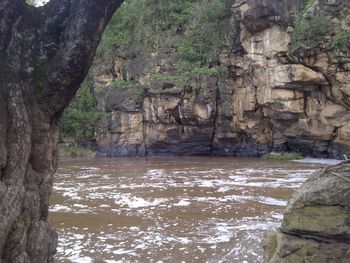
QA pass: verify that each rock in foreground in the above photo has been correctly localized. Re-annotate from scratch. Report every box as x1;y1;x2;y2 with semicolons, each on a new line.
264;161;350;262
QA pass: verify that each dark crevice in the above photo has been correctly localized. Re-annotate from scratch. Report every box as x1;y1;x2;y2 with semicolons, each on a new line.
210;81;220;153
280;228;350;245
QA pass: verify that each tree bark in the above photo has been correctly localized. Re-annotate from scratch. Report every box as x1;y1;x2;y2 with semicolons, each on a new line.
0;0;123;261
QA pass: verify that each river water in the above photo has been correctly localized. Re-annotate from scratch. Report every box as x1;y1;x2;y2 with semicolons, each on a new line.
51;157;324;263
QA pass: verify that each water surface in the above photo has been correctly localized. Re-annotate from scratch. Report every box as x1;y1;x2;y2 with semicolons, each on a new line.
51;157;323;262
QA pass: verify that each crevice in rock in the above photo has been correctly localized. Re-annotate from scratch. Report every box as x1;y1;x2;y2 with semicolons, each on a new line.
210;81;220;153
280;228;350;245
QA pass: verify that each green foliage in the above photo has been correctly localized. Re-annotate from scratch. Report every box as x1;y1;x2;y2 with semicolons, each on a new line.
262;152;304;161
178;41;208;65
290;12;331;52
304;0;316;12
173;0;233;90
179;0;233;63
96;0;234;77
97;0;202;60
332;31;350;52
60;80;102;141
192;67;218;76
97;1;141;59
111;79;144;103
60;0;234;141
153;65;217;93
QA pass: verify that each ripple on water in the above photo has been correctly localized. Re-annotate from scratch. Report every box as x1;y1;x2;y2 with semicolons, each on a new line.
51;157;320;262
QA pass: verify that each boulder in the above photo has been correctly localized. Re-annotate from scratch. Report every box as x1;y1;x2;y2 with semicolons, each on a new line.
264;161;350;262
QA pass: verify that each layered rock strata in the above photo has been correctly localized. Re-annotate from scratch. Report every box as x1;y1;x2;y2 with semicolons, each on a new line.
93;0;350;158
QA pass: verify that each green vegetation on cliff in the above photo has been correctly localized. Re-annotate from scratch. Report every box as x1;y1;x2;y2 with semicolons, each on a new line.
98;0;233;58
60;80;102;141
290;0;349;54
290;12;331;52
332;31;350;52
110;79;144;103
61;0;234;142
95;0;234;93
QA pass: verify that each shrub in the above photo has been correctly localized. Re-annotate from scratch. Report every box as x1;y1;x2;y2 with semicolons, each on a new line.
95;0;234;85
290;12;331;52
110;79;144;103
332;31;350;52
59;80;102;141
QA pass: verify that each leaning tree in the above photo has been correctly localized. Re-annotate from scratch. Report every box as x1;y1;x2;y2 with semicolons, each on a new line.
0;0;123;261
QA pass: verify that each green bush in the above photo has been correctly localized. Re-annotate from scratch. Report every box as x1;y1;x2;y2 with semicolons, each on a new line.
59;80;102;141
304;0;316;11
96;0;202;60
95;0;234;92
110;79;144;103
290;12;331;52
332;31;350;52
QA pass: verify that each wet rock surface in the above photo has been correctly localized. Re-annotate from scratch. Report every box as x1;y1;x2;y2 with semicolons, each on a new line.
264;231;350;263
264;161;350;262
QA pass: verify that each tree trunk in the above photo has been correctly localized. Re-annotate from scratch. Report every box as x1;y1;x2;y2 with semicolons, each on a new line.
0;0;123;261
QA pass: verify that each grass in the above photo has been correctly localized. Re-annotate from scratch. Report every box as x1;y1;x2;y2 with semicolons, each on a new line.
332;31;350;52
290;12;331;53
110;79;144;103
263;152;304;161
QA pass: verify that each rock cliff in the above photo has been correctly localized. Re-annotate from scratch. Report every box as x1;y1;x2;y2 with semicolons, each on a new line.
91;0;350;158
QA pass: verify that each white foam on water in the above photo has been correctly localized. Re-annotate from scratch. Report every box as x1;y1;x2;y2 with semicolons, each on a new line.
62;191;82;200
146;169;166;177
293;157;342;165
173;200;191;206
112;249;137;255
68;256;93;263
257;197;288;207
53;158;321;262
50;204;72;212
73;204;89;208
114;194;168;209
217;186;231;193
199;180;216;187
80;166;101;171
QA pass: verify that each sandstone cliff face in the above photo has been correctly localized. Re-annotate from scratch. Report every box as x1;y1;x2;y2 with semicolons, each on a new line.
93;0;350;158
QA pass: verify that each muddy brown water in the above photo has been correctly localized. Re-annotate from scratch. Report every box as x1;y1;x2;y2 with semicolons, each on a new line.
51;156;324;263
